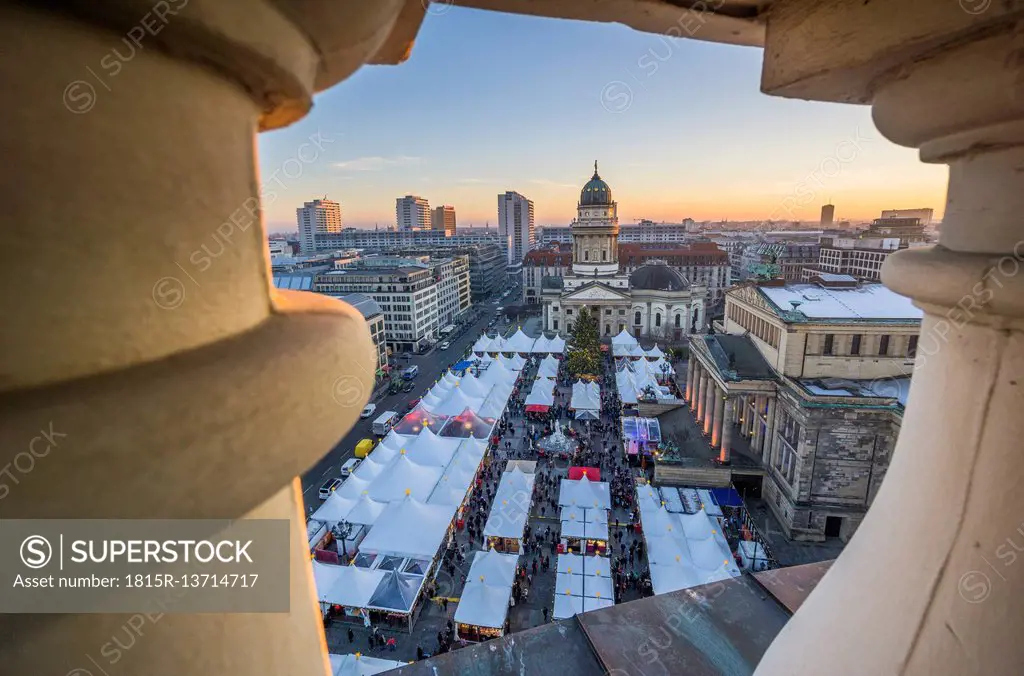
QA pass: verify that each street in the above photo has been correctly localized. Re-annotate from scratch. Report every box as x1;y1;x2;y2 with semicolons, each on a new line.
300;285;524;503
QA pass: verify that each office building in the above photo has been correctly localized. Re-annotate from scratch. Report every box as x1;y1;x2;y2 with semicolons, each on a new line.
314;254;470;353
396;195;430;231
431;205;457;235
880;208;933;226
296;198;342;254
739;241;821;282
820;203;835;227
497;191;535;278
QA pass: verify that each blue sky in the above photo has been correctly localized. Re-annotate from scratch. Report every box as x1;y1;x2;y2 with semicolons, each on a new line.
257;7;947;233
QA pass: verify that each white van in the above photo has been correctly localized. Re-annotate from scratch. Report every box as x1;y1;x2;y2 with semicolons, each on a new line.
372;411;399;436
340;458;361;478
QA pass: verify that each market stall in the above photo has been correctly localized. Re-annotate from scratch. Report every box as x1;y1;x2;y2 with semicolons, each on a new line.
483;466;536;553
621;417;662;463
454;548;519;642
552;552;615;620
559;506;609;555
329;653;407;676
570;379;601;420
524;377;555;415
536;354;560;379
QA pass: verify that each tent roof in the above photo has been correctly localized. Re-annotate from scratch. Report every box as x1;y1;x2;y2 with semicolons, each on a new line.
392;406;448;435
558;476;612;510
312;493;357;523
465;549;519;588
329;653;406;676
504;328;536;353
571;380;601;412
358;497;457;559
345;494;387;526
611;328;639;346
646;344;665;358
367;455;444;503
547;335;567;354
313;561;387;607
454;581;513;629
367;570;424;613
525;378;555;407
439;407;494;438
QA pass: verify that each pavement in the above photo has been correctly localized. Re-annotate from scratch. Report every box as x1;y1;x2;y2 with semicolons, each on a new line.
300;285;523;502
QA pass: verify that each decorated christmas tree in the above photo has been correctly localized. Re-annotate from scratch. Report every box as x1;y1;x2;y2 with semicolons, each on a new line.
565;307;601;378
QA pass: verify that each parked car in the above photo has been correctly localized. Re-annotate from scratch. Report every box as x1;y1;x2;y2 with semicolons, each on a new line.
439;341;450;350
318;478;342;500
360;403;377;419
402;381;415;393
406;398;421;411
340;458;361;478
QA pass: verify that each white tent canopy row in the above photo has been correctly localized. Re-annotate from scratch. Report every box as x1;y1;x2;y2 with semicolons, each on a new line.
524;377;556;408
530;334;567;354
560;506;610;542
570;380;601;417
552;594;615;620
556;552;612;578
483;467;536;540
615;368;673;405
472;328;536;355
555;572;614;600
558;475;612;511
358;495;458;560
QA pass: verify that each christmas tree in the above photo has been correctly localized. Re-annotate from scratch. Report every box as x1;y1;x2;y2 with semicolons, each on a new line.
565;307;601;378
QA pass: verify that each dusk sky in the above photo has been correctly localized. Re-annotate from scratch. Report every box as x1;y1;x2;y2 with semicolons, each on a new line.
257;7;948;233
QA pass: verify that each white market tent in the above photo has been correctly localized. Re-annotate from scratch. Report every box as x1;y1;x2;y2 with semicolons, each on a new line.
313;561;387;608
547;335;567;354
645;343;665;359
611;329;639;357
560;506;610;542
558;475;612;510
531;335;552;354
345;494;388;526
570;380;601;419
552;594;614;620
358;496;457;559
454;549;519;635
312;492;357;524
329;653;406;676
367;455;444;503
524;377;556;409
536;354;560;379
504;328;536;354
556;553;611;577
483;468;536;541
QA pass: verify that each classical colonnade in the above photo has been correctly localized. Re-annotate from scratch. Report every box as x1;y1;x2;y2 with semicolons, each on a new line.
684;358;776;465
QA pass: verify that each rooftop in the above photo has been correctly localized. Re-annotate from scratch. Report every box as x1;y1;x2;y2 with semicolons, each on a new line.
704;334;776;381
757;283;923;323
336;293;383;319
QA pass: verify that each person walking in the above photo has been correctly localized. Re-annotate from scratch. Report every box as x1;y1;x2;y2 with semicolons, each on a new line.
347;627;354;644
387;636;397;652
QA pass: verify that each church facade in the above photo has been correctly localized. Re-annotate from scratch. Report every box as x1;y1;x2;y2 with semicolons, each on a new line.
542;164;707;340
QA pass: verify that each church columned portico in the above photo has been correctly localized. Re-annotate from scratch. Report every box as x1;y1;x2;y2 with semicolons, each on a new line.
543;163;707;340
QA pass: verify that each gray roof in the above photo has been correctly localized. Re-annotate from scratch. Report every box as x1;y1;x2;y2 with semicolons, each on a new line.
705;334;776;381
337;293;383;319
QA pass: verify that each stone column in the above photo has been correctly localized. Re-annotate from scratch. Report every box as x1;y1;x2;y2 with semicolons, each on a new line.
764;397;777;463
721;397;734;464
696;369;708;422
711;388;724;448
703;379;716;436
743;396;754;437
685;357;696;404
751;395;764;455
757;7;1024;675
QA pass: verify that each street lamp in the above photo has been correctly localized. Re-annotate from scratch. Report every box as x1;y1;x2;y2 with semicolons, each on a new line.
332;520;355;560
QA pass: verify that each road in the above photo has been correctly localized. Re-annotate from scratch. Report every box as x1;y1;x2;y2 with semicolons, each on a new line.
300;284;524;505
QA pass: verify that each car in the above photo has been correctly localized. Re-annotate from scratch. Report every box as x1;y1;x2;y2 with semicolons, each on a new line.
340;458;361;478
360;403;377;419
318;478;342;500
439;341;450;350
406;398;421;411
402;381;415;393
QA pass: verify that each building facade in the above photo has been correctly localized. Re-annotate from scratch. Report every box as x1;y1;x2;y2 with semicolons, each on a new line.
538;219;700;245
738;241;821;282
820;203;835;227
879;208;933;226
306;228;500;252
540;164;708;340
396;195;430;231
315;254;470;353
296;198;342;254
804;237;902;282
685;279;921;542
431;205;457;235
497;191;535;278
337;293;388;377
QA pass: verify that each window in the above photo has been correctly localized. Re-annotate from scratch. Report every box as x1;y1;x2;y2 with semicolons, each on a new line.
879;334;890;355
584;250;589;261
634;311;642;325
851;334;862;355
655;313;662;327
604;324;610;335
619;309;625;315
908;335;918;357
674;314;681;328
553;319;558;331
605;309;612;316
602;250;607;261
823;334;834;355
566;309;572;316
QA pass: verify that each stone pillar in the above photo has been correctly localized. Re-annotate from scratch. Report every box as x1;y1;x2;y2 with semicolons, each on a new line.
757;7;1024;675
743;396;754;437
696;369;708;422
751;395;764;455
711;388;724;448
703;379;716;436
764;397;777;464
685;357;696;404
0;2;395;675
721;397;734;464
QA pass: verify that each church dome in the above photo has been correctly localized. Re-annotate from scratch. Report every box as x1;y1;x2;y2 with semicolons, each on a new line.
630;261;689;291
580;162;612;206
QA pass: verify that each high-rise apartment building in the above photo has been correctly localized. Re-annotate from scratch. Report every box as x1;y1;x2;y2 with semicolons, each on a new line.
820;203;835;227
395;195;430;231
295;198;342;254
431;205;457;236
497;191;535;278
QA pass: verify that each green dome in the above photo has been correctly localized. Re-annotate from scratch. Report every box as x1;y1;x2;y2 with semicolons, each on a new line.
580;162;612;206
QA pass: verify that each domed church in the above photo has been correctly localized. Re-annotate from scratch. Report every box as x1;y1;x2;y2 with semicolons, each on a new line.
542;163;708;340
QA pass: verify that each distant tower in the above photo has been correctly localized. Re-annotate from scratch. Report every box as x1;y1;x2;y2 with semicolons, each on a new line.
820;203;835;227
295;197;342;254
395;195;430;231
571;161;619;276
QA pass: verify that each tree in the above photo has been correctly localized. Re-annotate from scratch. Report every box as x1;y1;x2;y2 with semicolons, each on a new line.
566;307;601;378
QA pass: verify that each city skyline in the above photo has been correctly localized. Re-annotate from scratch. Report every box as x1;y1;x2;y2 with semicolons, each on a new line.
257;7;946;233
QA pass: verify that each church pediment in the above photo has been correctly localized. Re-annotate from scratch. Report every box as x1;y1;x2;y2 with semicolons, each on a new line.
563;283;631;302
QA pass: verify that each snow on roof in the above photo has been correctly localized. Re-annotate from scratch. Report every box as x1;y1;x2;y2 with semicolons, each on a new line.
759;283;922;322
